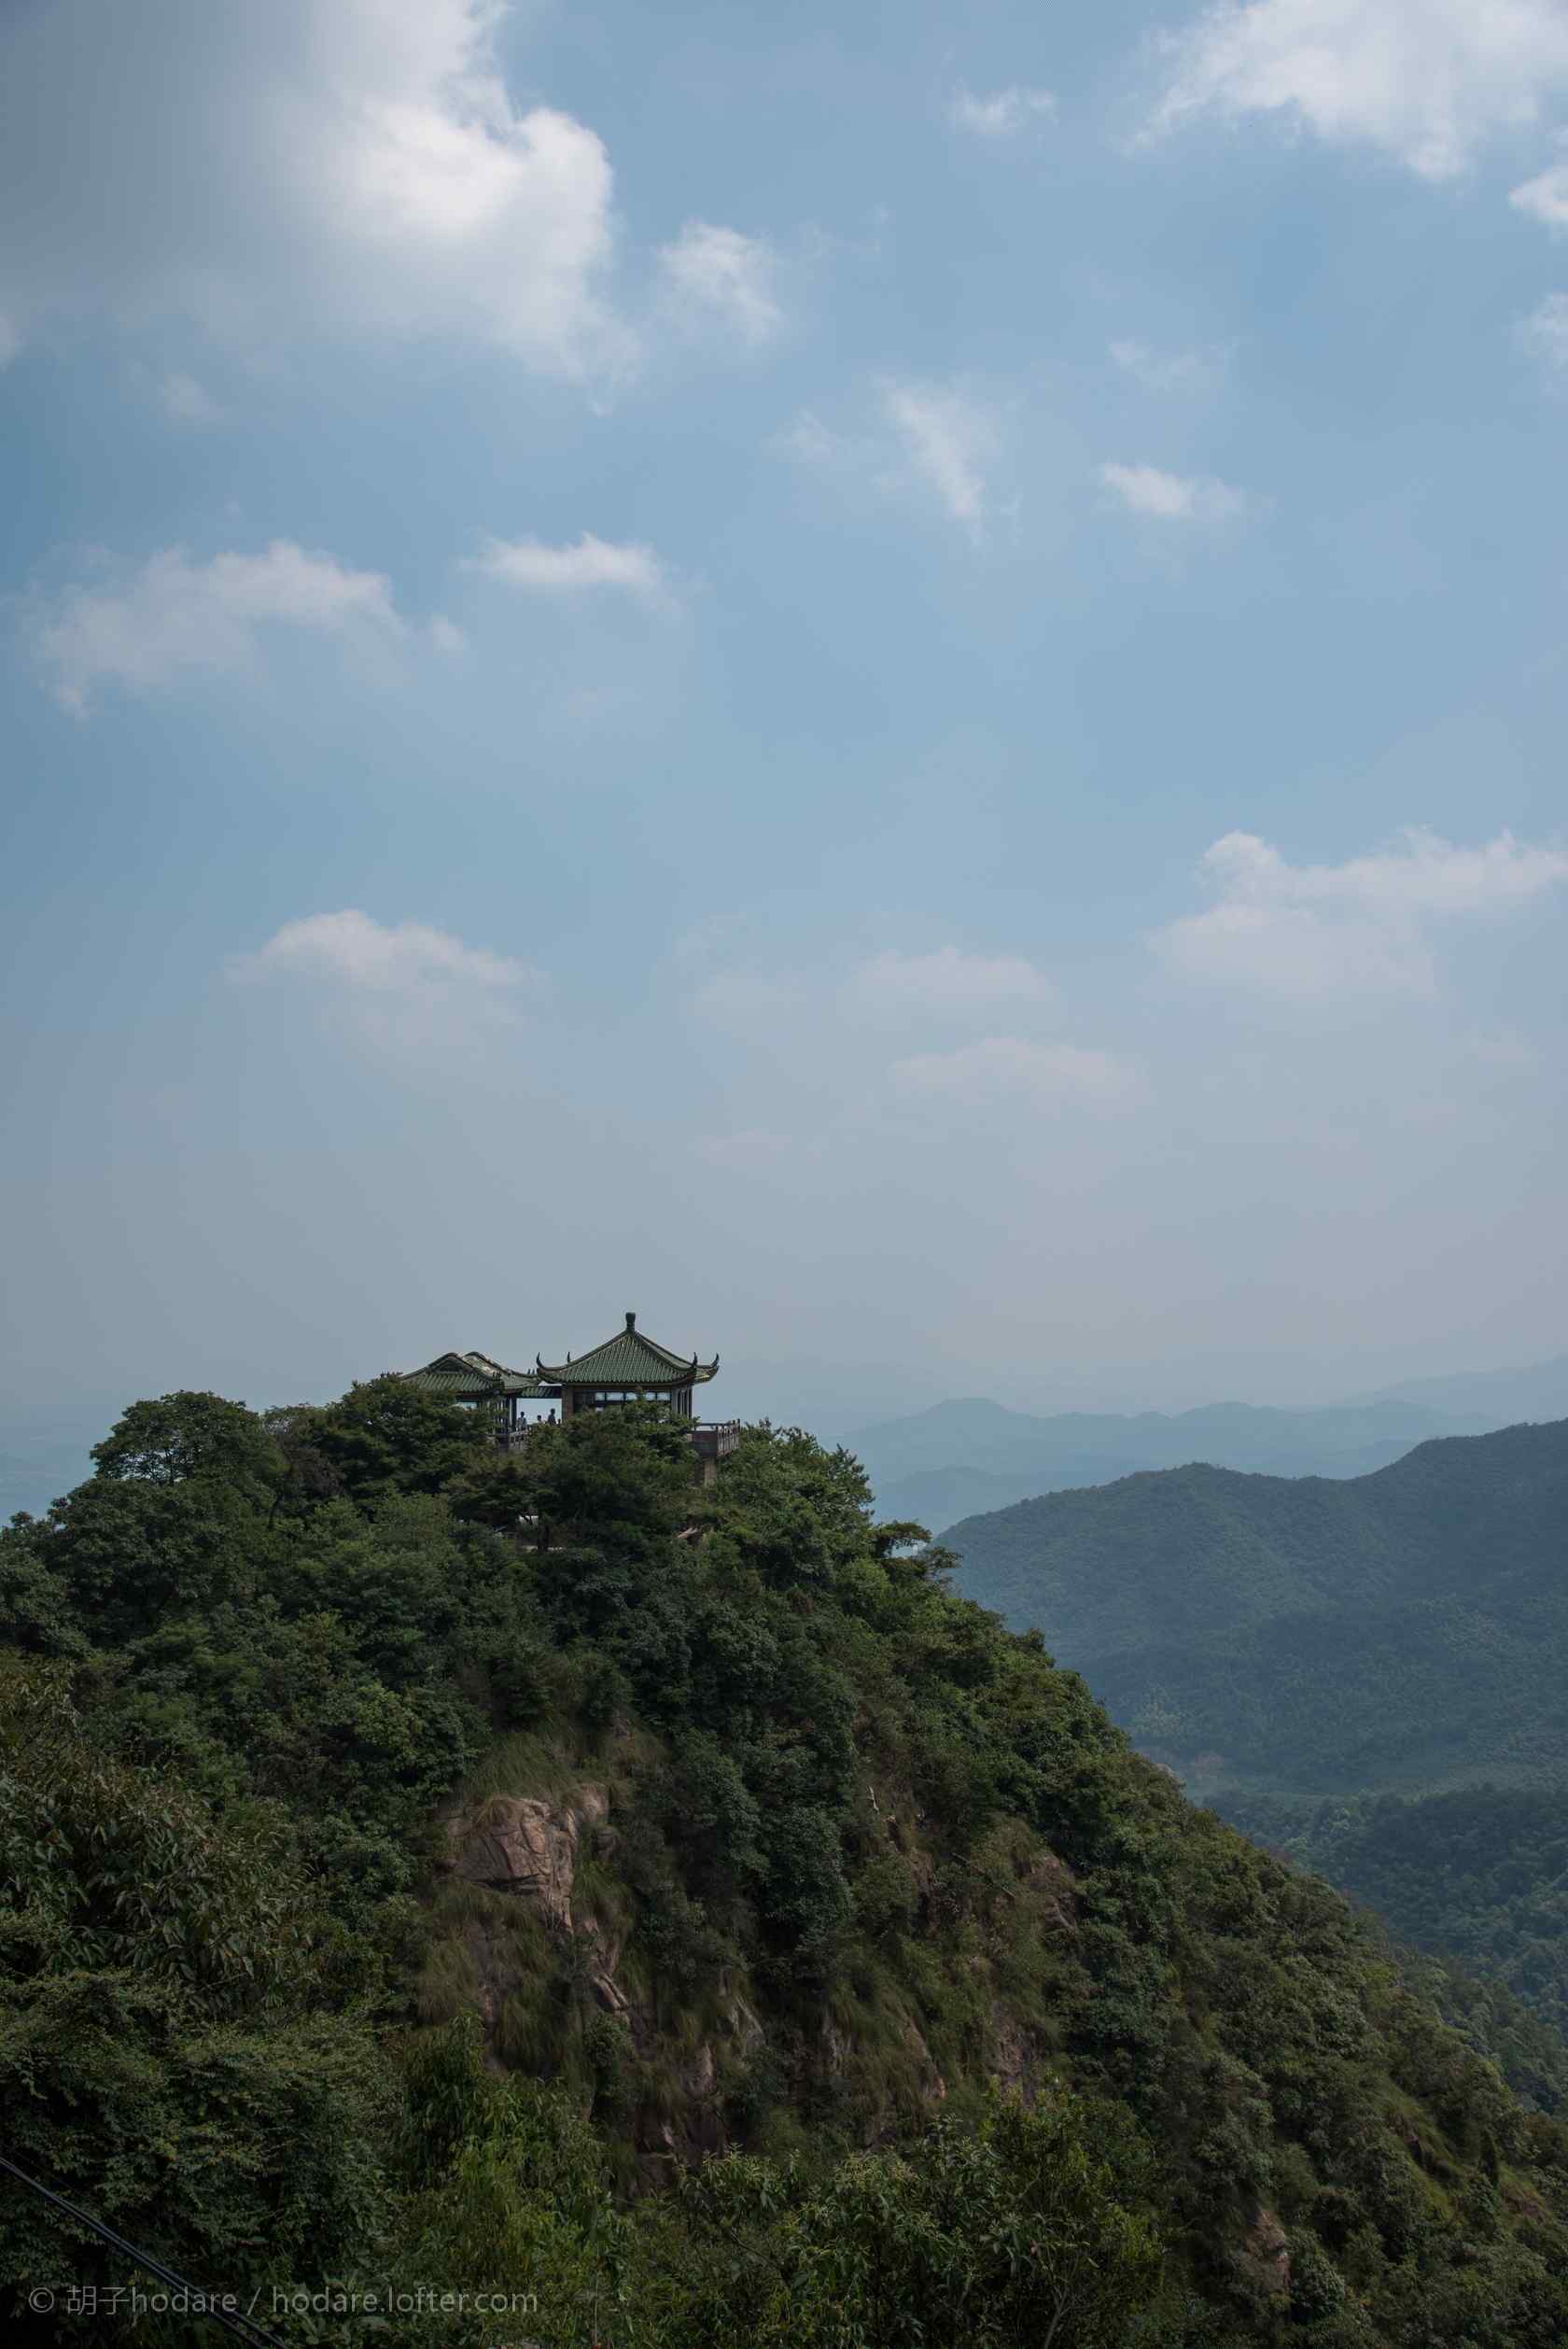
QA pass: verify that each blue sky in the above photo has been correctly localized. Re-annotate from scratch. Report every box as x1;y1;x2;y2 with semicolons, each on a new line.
3;0;1567;1431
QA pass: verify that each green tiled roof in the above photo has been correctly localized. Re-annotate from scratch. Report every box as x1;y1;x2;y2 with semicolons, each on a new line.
399;1350;550;1400
537;1313;718;1388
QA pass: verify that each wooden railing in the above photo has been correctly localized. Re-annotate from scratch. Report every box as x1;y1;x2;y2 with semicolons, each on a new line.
689;1420;741;1462
495;1416;742;1462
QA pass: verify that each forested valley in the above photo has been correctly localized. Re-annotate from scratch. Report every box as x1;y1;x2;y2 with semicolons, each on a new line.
945;1425;1568;2117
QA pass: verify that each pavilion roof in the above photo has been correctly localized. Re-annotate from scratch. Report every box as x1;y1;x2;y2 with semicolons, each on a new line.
536;1313;718;1388
399;1350;551;1399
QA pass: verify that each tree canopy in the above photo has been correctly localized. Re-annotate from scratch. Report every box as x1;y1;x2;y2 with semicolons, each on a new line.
0;1394;1564;2345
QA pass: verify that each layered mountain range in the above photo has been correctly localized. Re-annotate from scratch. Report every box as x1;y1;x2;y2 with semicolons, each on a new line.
849;1355;1568;1532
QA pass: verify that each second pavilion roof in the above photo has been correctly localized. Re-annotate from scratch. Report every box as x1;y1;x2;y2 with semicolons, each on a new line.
399;1350;550;1400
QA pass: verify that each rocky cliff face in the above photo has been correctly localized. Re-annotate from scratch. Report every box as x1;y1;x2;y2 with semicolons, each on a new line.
443;1787;633;2050
441;1779;749;2155
437;1773;1091;2166
432;1767;1299;2313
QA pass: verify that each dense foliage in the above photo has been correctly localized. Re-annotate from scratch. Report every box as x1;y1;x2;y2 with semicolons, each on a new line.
1225;1789;1568;2076
2;1388;1567;2344
944;1426;1568;2068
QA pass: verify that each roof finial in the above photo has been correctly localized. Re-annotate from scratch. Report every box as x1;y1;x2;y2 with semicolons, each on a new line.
625;1309;637;1330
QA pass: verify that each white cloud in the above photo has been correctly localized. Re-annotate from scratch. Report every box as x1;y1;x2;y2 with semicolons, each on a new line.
1110;338;1225;394
880;380;996;541
240;909;534;995
949;85;1057;139
1518;290;1568;376
847;946;1055;1019
234;908;541;1053
690;938;1141;1158
1101;460;1247;520
774;409;844;467
466;533;665;596
658;220;783;345
1219;826;1568;914
159;371;220;424
0;0;629;380
1512;145;1568;229
1150;0;1568;181
1155;826;1568;1002
1161;897;1427;998
891;1035;1144;1111
779;384;1008;543
31;540;405;710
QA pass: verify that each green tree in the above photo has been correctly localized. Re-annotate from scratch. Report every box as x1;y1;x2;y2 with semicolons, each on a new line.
759;2094;1163;2348
0;1660;390;2328
288;1376;488;1507
91;1388;284;1495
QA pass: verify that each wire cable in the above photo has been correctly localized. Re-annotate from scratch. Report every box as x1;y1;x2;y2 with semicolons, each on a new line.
0;2150;291;2349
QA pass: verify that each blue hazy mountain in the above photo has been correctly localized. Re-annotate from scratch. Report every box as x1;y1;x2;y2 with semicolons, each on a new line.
849;1392;1467;1531
1348;1354;1568;1424
939;1417;1568;1798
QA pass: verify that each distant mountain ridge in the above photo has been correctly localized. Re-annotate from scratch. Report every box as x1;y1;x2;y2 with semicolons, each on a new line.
1348;1353;1568;1423
940;1417;1568;1799
850;1391;1471;1531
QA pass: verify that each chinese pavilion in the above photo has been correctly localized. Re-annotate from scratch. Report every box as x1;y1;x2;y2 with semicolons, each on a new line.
398;1313;735;1474
536;1311;719;1421
396;1350;550;1429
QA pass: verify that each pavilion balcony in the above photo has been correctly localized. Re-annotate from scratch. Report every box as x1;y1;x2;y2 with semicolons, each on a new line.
689;1420;741;1482
689;1419;740;1460
495;1415;741;1477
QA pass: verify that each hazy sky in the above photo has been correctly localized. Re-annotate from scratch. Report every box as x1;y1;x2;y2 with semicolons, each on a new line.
4;0;1567;1428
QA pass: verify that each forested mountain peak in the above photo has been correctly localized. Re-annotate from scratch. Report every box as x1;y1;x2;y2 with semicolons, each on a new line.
3;1386;1567;2346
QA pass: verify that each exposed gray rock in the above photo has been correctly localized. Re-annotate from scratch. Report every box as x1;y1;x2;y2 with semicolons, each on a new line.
446;1785;609;1929
1239;2204;1291;2299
